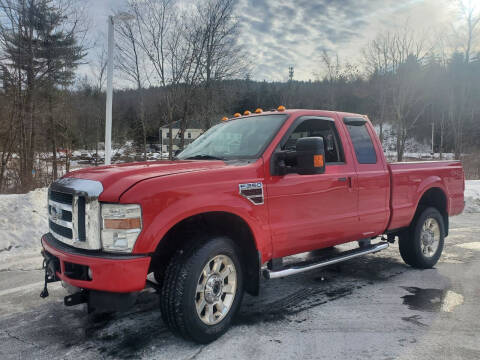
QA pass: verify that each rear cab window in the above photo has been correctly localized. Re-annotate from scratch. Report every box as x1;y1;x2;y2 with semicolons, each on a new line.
343;118;377;164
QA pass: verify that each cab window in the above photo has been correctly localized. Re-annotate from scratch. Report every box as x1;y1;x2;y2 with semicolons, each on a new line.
344;118;377;164
282;118;344;164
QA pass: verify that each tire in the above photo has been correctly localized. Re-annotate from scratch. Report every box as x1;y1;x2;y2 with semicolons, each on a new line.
153;264;167;288
160;236;244;343
399;207;445;269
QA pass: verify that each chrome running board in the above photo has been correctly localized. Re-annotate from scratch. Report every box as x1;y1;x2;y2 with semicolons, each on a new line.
263;242;389;279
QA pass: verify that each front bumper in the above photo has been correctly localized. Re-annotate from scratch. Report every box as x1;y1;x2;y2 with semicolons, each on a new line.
41;233;151;293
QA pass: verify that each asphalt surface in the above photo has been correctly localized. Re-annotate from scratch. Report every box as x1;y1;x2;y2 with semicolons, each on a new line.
0;213;479;360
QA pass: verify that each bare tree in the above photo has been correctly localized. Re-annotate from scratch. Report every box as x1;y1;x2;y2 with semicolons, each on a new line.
363;26;431;161
456;0;480;63
0;88;18;191
116;8;150;160
317;50;342;109
129;0;178;158
195;0;245;129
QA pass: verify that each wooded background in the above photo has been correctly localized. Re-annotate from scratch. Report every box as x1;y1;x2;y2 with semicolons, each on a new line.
0;0;479;193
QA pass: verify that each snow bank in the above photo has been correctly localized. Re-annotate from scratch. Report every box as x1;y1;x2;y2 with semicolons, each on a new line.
464;180;480;213
0;188;48;253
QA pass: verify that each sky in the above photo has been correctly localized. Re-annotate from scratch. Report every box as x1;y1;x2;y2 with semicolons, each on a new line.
85;0;458;83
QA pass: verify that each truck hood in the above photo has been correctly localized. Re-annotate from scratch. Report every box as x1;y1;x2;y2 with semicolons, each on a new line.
65;160;227;202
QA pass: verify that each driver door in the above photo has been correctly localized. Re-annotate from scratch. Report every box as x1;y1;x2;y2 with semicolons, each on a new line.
265;116;360;258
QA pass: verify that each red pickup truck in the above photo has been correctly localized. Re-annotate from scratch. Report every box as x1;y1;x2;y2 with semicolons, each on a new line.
41;108;464;343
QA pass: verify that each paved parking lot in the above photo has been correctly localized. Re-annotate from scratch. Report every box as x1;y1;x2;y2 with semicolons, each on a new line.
0;213;479;360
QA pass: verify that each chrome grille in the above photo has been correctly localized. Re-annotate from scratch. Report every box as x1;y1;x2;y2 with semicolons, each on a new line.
49;219;73;239
50;190;73;205
48;178;103;250
48;193;74;241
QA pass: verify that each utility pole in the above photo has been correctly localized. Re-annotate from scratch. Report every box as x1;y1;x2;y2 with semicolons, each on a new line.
159;128;163;159
288;66;294;82
431;121;435;156
105;16;114;165
104;13;134;166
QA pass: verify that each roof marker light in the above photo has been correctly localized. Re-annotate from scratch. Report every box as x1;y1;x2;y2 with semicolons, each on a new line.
277;105;286;112
221;116;228;121
255;108;263;113
243;110;251;115
234;113;241;118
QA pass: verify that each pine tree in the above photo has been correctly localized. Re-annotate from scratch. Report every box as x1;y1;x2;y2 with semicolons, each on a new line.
36;0;85;179
0;0;85;186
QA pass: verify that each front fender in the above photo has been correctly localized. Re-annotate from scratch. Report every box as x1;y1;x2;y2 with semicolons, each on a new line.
119;177;272;261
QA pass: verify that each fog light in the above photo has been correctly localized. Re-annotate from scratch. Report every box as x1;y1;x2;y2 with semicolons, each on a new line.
112;232;128;248
101;229;140;252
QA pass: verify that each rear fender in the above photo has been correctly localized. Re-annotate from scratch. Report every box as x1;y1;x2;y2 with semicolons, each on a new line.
414;176;449;213
410;177;449;235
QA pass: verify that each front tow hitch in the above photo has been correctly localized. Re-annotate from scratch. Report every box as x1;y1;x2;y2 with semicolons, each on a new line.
40;250;60;298
64;291;88;306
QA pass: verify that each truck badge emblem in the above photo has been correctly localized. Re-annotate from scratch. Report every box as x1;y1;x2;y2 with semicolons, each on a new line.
239;182;264;205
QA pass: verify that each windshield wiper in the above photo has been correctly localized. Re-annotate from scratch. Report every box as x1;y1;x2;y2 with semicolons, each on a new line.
184;154;225;161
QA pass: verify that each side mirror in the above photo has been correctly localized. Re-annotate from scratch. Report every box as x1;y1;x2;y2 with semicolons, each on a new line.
295;137;326;175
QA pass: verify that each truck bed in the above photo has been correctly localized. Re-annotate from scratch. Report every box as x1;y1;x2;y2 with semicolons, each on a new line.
387;160;464;231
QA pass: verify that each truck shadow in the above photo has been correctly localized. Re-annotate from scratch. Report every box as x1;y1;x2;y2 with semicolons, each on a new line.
17;253;409;359
236;253;406;325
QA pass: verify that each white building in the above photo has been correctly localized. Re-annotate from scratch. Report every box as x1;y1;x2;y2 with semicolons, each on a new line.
159;127;203;153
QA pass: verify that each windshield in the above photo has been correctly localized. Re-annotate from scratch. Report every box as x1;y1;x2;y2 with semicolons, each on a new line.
177;114;288;160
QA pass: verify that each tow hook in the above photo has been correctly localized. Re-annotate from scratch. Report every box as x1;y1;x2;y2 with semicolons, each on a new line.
40;250;60;298
64;291;88;307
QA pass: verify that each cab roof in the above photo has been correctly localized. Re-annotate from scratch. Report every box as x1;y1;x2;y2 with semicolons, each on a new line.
227;109;367;120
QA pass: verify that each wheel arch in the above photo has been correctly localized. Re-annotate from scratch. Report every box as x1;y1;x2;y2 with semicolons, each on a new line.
413;186;449;236
150;211;261;296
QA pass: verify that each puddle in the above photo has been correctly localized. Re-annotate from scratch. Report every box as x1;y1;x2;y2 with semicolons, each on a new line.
401;287;464;313
455;242;480;251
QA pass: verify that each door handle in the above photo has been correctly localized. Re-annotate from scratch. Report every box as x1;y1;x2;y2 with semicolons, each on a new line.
338;177;353;188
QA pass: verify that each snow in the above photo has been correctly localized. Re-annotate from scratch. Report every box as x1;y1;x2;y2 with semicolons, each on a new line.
0;188;48;253
373;123;455;161
0;180;478;256
464;180;480;213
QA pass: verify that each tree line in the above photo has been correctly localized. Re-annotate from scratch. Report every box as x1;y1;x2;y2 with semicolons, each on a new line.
0;0;479;193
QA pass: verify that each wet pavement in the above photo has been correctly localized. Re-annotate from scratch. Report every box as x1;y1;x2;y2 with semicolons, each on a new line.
0;213;479;359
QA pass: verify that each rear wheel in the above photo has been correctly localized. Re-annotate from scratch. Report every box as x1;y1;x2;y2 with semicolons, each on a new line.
399;207;445;268
160;236;244;343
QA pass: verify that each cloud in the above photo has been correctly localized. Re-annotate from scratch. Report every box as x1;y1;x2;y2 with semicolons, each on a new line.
83;0;452;83
235;0;451;81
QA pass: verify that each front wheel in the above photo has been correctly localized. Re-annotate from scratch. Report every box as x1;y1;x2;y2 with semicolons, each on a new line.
160;236;244;343
399;207;445;269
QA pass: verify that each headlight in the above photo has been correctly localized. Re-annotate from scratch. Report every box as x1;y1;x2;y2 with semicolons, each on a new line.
101;204;142;253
